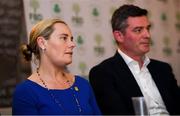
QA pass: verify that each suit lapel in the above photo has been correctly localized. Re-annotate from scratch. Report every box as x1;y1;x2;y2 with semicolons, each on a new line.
112;52;143;97
147;62;165;98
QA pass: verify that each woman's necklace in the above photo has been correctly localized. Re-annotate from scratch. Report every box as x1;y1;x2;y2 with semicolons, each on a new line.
36;69;82;113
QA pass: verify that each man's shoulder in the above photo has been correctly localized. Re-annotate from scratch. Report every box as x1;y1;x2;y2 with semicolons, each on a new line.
90;52;123;71
149;59;171;69
92;56;116;69
150;59;170;65
89;56;116;79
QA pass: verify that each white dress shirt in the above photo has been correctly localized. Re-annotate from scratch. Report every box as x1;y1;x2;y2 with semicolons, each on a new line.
118;49;169;115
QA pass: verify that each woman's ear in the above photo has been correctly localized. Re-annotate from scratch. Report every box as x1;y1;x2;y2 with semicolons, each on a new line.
37;37;47;50
113;31;124;43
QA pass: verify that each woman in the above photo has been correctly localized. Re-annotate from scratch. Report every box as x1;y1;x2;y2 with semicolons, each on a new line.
12;19;101;115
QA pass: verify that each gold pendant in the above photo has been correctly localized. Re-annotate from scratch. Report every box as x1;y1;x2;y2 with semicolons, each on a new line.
74;86;79;91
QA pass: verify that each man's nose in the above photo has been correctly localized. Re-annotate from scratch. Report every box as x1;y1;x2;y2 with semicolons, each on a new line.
144;29;151;38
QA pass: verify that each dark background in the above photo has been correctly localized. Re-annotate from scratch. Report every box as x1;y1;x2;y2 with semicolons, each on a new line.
0;0;31;107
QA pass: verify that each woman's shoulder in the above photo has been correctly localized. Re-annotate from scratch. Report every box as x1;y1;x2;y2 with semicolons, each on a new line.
74;75;91;87
14;79;36;94
15;79;31;89
75;75;89;83
13;79;38;102
14;74;44;94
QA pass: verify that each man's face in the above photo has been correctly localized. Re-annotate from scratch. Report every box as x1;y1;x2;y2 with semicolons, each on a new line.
120;16;151;58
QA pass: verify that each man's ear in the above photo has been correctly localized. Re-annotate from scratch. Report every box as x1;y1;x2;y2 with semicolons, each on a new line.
113;31;124;43
37;37;47;49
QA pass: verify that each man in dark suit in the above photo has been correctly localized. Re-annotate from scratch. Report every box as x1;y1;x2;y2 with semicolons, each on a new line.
89;4;180;115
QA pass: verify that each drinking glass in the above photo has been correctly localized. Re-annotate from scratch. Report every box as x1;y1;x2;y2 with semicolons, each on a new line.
132;97;148;116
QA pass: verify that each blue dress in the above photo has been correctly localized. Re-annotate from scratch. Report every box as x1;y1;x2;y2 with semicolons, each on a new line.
12;75;101;115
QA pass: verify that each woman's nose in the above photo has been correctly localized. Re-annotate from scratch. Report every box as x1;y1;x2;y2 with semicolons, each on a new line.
69;40;76;48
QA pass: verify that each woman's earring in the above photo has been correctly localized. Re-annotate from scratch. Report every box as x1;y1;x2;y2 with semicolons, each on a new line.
42;48;46;52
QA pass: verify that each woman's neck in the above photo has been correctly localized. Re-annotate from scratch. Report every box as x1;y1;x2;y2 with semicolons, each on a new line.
36;64;74;89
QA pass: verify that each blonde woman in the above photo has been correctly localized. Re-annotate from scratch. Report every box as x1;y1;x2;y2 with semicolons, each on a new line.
12;19;101;115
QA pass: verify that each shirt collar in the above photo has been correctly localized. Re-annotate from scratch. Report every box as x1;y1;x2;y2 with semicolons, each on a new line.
117;48;150;67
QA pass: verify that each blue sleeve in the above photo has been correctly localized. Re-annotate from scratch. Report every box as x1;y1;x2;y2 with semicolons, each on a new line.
12;83;38;115
88;82;102;115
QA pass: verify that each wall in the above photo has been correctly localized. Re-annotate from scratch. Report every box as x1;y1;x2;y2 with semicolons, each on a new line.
23;0;180;85
0;0;179;114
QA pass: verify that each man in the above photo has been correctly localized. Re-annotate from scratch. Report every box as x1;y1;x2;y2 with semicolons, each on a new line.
89;4;180;115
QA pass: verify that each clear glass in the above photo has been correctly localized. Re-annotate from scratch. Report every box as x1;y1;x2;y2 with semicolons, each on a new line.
132;97;148;116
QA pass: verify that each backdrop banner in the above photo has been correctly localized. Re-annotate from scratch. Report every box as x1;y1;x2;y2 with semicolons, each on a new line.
23;0;180;85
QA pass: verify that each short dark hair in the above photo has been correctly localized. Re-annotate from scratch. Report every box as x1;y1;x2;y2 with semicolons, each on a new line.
111;4;148;33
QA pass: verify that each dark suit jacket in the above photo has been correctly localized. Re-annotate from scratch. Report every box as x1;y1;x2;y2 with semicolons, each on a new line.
89;51;180;115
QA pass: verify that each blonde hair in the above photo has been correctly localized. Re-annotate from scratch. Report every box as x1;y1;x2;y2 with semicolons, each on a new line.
21;19;67;61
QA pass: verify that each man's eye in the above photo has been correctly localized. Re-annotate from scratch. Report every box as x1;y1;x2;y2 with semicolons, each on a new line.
134;29;142;33
147;27;151;32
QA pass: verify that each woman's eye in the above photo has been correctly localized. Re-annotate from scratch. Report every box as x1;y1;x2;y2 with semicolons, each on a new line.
59;35;73;42
71;37;74;42
60;36;68;41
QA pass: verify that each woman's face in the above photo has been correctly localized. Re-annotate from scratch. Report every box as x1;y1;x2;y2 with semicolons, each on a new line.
44;23;76;67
